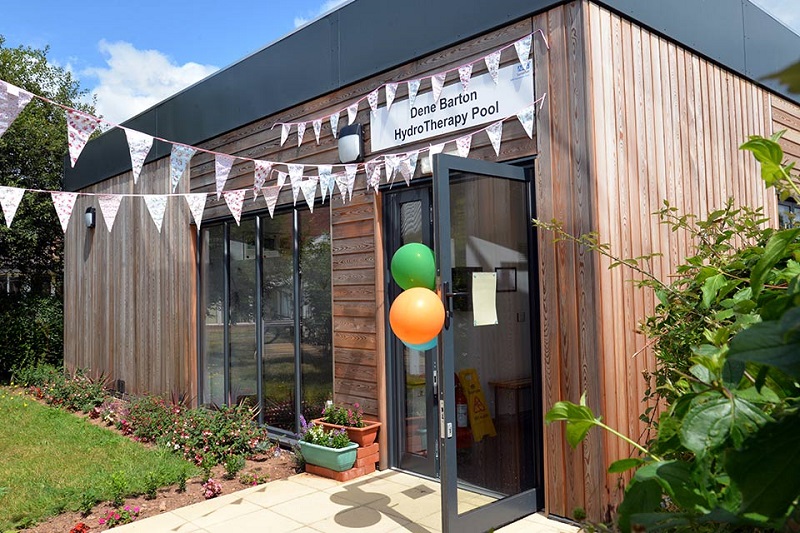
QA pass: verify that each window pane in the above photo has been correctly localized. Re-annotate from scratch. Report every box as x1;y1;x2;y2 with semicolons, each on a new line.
261;213;296;431
200;225;225;406
229;221;257;407
299;208;333;423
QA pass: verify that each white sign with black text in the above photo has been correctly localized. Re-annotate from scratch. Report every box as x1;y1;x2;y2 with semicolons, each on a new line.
370;61;533;152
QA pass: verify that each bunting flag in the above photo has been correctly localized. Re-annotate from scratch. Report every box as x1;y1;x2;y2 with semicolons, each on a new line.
367;89;379;113
276;171;288;189
51;191;78;233
223;189;246;226
215;154;236;199
431;72;446;103
288;163;304;205
384;154;400;185
458;64;473;93
253;160;272;196
170;144;196;192
336;165;357;202
97;194;123;232
296;122;306;147
280;123;291;146
0;186;25;228
428;142;445;168
485;51;501;84
385;82;398;111
67;110;102;167
399;151;419;185
327;172;337;195
347;102;359;125
124;128;154;184
486;121;503;156
365;160;380;193
263;184;281;218
330;112;339;139
300;177;319;212
143;195;167;233
517;105;534;138
318;165;333;203
312;119;322;144
0;81;33;138
514;35;532;67
408;79;420;107
184;193;207;230
456;135;472;158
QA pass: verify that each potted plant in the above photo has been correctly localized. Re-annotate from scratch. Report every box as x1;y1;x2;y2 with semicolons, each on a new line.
298;417;359;472
313;402;382;447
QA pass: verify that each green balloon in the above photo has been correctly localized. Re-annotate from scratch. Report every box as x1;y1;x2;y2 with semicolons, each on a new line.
391;243;436;290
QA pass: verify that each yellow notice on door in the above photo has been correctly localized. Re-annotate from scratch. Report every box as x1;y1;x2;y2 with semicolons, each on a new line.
471;272;497;326
458;368;497;442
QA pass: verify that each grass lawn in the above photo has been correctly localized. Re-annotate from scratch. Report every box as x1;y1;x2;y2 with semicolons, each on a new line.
0;387;195;530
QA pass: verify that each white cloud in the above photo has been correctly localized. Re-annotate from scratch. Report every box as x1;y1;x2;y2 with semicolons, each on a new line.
83;40;218;125
751;0;800;35
294;0;350;28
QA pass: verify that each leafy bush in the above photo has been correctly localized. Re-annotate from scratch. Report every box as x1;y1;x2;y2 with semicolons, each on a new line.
223;455;245;480
321;402;364;428
126;395;180;443
0;294;63;383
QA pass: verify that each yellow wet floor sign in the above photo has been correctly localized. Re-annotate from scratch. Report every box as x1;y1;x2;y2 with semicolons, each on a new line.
458;368;496;442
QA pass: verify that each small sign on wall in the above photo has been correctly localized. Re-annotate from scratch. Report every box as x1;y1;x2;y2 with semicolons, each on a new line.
370;62;534;152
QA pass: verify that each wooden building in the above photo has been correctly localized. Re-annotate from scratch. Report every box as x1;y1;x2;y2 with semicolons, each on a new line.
63;0;800;530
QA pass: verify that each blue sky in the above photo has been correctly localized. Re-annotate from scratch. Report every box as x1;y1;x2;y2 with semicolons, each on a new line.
1;0;796;124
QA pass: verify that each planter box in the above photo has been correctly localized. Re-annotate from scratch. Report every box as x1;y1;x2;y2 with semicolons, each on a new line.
312;418;382;447
305;443;380;482
299;441;359;472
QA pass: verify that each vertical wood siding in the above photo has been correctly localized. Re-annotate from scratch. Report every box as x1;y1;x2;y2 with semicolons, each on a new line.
64;158;197;399
772;96;800;164
533;0;777;521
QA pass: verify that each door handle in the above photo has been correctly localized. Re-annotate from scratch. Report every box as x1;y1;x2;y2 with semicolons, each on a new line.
441;280;469;330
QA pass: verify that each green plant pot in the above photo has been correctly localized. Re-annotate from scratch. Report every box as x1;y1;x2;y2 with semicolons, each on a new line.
299;440;359;472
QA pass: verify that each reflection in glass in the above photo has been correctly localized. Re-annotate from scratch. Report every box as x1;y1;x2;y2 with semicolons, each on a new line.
229;222;257;407
449;175;533;512
200;225;225;406
261;213;296;431
299;209;333;423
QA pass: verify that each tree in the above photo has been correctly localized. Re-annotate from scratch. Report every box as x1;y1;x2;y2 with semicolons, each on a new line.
0;36;95;379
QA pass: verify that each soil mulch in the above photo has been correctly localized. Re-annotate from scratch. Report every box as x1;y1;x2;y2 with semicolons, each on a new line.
18;395;300;532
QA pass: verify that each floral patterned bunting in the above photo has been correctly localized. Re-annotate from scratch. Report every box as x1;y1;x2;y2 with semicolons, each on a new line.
280;123;291;146
312;119;322;144
456;134;472;158
486;121;503;156
143;195;167;233
431;73;446;103
384;154;400;185
263;185;281;218
458;64;473;93
347;102;359;125
0;81;33;138
215;154;236;199
0;186;25;228
170;145;196;192
300;177;319;212
318;165;333;203
184;193;207;230
399;151;419;185
67;110;102;167
253;160;273;197
365;160;381;193
485;50;501;84
124;128;154;185
51;192;78;233
296;122;306;147
367;89;379;113
407;79;420;107
223;190;246;226
385;82;398;111
514;35;532;67
517;105;534;138
288;163;304;205
330;112;339;139
97;194;123;232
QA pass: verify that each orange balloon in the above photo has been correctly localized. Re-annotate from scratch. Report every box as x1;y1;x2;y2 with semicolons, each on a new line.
389;287;445;345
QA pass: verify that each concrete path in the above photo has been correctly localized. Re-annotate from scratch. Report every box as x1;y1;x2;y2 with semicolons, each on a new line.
115;471;578;532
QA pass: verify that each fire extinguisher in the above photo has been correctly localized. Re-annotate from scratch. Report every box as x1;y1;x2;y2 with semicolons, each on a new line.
455;374;471;449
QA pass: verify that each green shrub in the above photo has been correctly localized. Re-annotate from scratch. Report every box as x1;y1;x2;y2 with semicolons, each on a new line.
11;363;62;388
126;395;180;443
0;294;63;383
109;471;128;508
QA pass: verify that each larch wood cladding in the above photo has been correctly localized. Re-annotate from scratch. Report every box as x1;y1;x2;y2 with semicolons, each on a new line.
63;158;197;399
772;95;800;165
534;0;778;521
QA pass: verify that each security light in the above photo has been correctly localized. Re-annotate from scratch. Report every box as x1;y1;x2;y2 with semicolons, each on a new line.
338;123;364;163
85;206;96;229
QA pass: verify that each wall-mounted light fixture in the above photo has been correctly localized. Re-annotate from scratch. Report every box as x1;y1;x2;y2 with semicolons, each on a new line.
338;123;364;164
84;206;96;229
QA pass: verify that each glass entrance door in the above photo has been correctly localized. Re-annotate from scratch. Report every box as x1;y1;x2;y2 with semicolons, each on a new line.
433;154;543;532
386;187;438;478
